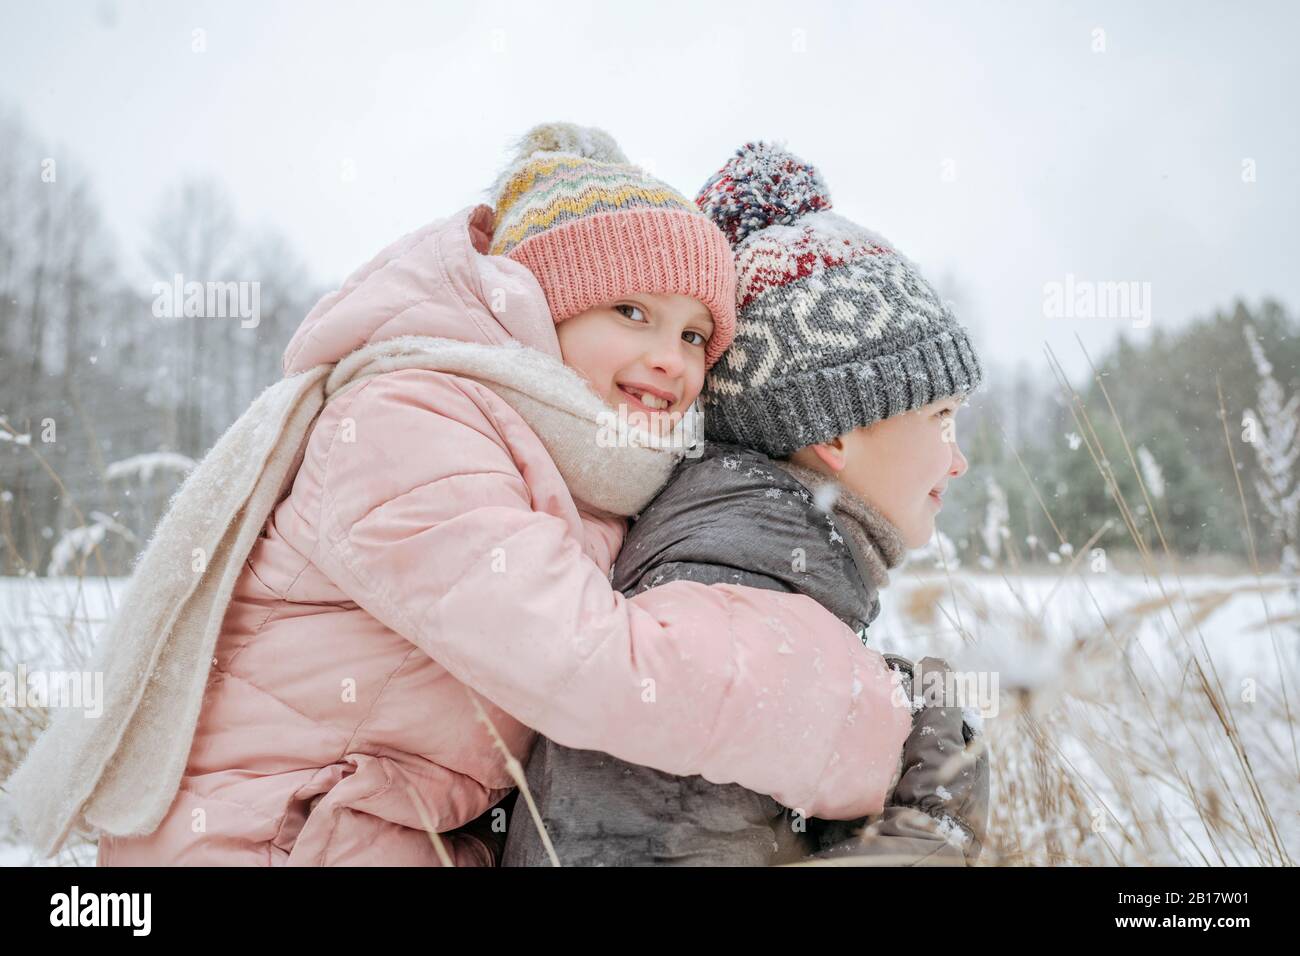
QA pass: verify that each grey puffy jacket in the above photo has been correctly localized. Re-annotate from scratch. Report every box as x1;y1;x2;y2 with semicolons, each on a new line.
501;441;988;866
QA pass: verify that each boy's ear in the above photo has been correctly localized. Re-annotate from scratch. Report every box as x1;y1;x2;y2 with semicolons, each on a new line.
809;436;847;473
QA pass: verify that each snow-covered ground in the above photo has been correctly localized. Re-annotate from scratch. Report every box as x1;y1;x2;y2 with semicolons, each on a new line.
874;567;1300;689
874;565;1300;865
2;568;1297;865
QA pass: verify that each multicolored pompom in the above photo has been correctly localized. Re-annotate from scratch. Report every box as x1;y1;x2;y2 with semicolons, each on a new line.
694;141;833;247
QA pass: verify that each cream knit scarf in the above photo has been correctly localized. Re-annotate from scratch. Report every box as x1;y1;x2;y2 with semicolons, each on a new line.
5;335;699;857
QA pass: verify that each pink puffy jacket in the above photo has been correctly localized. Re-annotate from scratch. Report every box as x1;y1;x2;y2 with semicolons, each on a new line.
97;205;912;866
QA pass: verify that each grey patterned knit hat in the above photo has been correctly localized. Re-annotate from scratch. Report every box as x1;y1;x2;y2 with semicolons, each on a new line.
694;142;985;459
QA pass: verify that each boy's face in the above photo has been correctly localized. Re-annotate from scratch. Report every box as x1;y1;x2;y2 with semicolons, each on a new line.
789;396;970;549
557;292;715;434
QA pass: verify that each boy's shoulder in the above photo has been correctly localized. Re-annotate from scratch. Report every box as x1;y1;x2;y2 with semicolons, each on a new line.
635;440;818;525
690;441;801;479
677;439;810;493
616;440;877;631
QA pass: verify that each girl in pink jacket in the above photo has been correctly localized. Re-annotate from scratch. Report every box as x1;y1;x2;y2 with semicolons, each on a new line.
10;124;911;866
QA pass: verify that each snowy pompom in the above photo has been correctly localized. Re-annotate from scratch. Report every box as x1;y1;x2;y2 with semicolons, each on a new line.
508;122;629;166
695;141;832;247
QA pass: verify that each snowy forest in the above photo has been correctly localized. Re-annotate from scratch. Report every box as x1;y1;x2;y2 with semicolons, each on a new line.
1;96;1296;580
0;105;328;578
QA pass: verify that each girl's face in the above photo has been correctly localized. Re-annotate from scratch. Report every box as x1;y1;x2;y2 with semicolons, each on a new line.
556;292;716;433
788;396;970;549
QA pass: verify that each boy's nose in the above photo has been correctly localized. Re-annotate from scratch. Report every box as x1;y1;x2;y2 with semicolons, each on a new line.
950;442;969;479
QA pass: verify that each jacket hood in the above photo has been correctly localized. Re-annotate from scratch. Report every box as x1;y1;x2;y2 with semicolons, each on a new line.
282;204;701;519
283;205;559;375
612;441;880;632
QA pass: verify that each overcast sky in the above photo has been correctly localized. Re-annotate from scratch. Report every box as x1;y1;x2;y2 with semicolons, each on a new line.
3;0;1297;383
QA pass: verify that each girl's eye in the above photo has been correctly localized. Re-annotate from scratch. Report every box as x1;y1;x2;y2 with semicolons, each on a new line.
937;407;954;419
614;303;647;323
683;330;708;347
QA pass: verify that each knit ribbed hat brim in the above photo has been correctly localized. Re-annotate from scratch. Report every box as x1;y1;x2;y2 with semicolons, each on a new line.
703;326;983;459
504;208;737;369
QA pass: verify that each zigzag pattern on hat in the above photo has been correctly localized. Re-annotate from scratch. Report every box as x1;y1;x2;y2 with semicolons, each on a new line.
734;214;894;308
491;156;697;255
491;149;698;258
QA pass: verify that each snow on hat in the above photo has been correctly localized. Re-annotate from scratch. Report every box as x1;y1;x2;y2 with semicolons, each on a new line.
489;122;737;369
694;141;985;458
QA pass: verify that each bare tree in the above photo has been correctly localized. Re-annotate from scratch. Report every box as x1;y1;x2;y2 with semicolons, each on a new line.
142;178;240;455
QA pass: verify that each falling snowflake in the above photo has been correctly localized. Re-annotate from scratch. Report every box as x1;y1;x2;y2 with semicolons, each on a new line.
934;814;969;849
812;483;838;513
1137;445;1167;499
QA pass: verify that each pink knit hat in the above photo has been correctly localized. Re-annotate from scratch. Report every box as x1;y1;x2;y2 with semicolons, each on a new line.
489;123;737;369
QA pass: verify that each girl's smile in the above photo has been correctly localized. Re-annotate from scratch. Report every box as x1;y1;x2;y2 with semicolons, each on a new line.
556;292;716;429
617;382;677;413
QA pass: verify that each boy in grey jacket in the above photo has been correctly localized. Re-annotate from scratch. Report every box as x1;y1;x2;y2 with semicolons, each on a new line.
502;143;989;867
